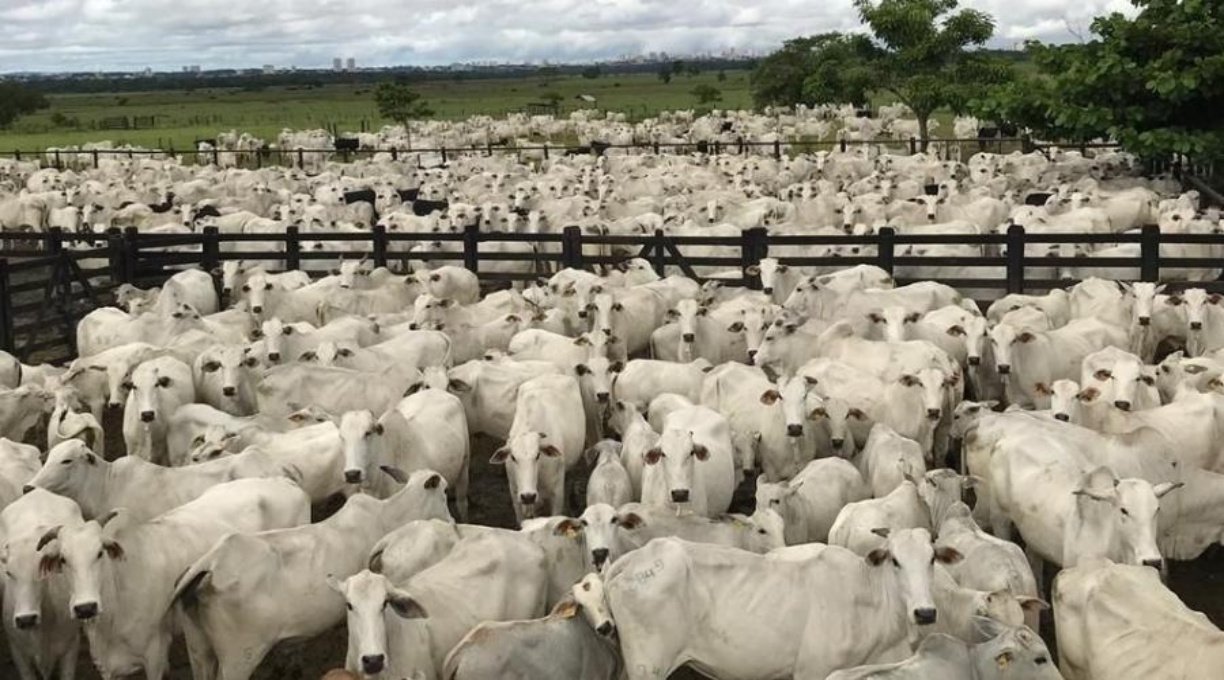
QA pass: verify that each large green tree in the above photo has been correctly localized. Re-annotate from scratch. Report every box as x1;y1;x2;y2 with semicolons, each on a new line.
374;82;434;147
854;0;1002;149
751;33;876;109
0;83;49;129
975;0;1224;161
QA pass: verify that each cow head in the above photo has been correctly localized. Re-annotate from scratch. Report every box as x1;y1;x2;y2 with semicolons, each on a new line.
125;357;188;425
38;514;127;622
1068;466;1181;570
491;431;562;519
647;428;710;507
338;410;384;486
328;570;427;677
576;503;619;572
866;527;961;626
196;345;259;405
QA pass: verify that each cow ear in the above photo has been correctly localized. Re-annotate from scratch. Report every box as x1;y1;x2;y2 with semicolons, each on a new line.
610;361;625;373
38;552;65;577
934;546;963;564
553;518;584;538
540;444;562;458
866;548;892;566
1076;387;1100;402
759;389;781;405
870;527;891;539
387;592;428;619
379;465;409;484
448;379;472;393
616;513;644;530
103;540;125;560
368;550;385;574
250;328;264;339
575;364;590;376
551;597;581;619
84;452;97;465
1017;596;1050;613
644;448;663;465
35;525;62;552
490;448;511;464
691;444;709;461
1017;331;1036;343
1154;481;1184;498
971;616;1007;644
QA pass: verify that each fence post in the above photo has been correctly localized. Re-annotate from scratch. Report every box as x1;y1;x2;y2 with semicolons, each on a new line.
773;139;782;160
213;148;220;166
122;227;139;283
201;226;220;274
463;224;480;274
877;226;896;276
543;143;550;161
741;228;767;289
13;151;19;162
285;226;301;271
92;150;100;169
106;228;128;285
441;146;449;164
909;137;918;155
372;225;389;269
650;229;667;276
561;226;584;270
840;138;848;153
1006;224;1026;295
0;260;13;354
296;149;304;169
54;149;62;170
44;228;65;309
1140;224;1161;282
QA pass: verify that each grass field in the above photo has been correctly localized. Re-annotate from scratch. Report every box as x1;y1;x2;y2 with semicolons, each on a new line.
0;71;755;152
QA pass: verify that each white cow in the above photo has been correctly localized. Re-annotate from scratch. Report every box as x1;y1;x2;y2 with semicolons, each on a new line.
1056;560;1224;680
446;359;563;439
826;623;1059;680
612;358;711;411
122;355;195;464
36;478;309;680
643;405;736;517
585;440;633;509
755;457;870;544
443;573;621;680
607;529;962;680
172;469;451;680
338;388;470;518
856;424;928;497
27;439;282;522
0;489;84;680
185;421;347;504
828;481;932;556
990;318;1127;408
493;374;586;523
332;533;548;679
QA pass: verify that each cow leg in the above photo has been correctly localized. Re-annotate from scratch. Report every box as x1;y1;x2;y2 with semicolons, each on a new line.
9;646;36;680
58;632;82;680
1025;543;1047;601
179;608;220;680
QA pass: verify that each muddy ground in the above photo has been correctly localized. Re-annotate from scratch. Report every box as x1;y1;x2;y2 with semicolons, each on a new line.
1;421;1222;679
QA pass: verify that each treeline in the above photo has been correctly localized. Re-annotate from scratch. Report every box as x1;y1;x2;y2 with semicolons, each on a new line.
10;58;758;95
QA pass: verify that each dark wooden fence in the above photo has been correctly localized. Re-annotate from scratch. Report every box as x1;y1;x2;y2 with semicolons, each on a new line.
2;220;1223;364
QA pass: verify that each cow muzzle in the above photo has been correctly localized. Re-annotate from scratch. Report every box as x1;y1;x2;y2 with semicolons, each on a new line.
996;364;1011;375
519;492;538;506
830;438;845;450
682;333;695;343
596;621;615;636
1054;413;1070;422
140;411;155;423
267;353;281;363
926;408;942;421
670;489;690;504
251;305;263;314
361;654;385;675
913;608;937;625
966;356;981;367
1114;400;1132;411
1138;317;1151;327
786;424;804;438
73;602;99;620
222;386;237;397
762;286;773;295
1191;321;1203;331
592;548;610;568
1142;558;1164;570
344;470;363;484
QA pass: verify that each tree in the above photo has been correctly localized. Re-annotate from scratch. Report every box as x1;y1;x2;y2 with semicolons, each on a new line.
692;84;722;106
658;65;674;84
975;0;1224;161
581;66;602;79
373;82;434;147
750;33;876;109
854;0;1003;149
717;70;727;83
0;83;49;129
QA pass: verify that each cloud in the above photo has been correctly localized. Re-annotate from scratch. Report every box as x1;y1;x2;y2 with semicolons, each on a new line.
0;0;1138;73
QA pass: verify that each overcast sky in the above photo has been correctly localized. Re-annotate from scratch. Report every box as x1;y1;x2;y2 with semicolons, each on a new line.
1;0;1136;73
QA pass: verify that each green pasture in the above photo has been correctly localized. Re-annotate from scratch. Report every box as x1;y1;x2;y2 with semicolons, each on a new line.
0;71;755;151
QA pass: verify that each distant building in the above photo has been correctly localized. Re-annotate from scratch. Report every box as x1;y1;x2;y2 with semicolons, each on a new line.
263;64;276;74
346;57;356;71
333;58;343;71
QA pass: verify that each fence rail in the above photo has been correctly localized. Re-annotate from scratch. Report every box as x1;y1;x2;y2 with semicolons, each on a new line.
2;217;1224;364
0;136;1147;169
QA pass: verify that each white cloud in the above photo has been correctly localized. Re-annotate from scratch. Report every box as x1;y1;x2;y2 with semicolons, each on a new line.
0;0;1139;72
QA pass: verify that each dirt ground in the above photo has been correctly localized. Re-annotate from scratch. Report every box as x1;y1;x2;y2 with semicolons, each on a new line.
1;422;1222;679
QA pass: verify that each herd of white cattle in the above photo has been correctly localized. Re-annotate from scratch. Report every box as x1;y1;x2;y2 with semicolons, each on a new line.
0;109;1221;680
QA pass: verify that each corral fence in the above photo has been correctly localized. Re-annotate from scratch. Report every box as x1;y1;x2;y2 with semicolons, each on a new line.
2;137;1192;171
3;203;1224;363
